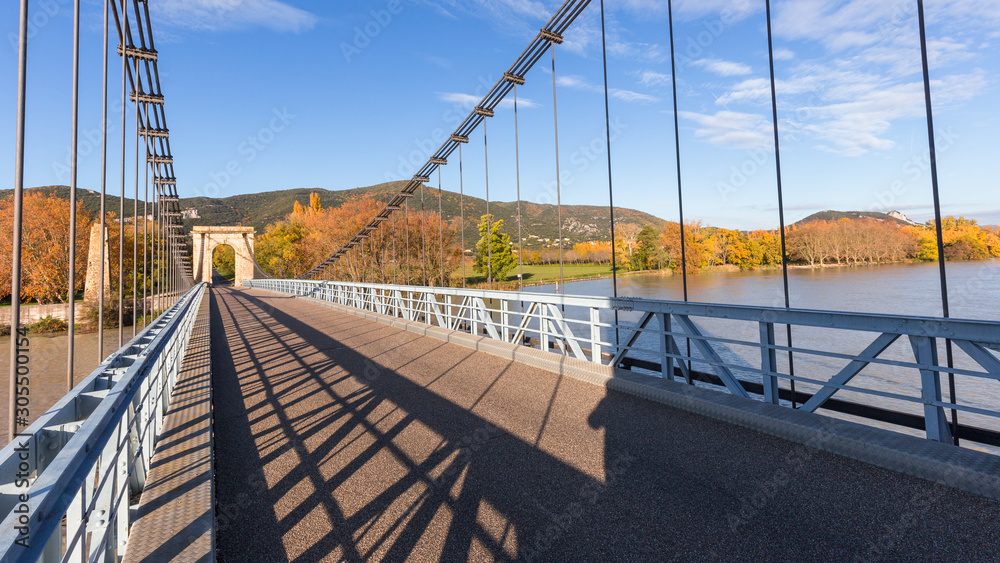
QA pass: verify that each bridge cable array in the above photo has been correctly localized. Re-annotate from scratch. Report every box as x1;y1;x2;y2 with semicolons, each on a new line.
7;0;193;442
289;0;961;437
297;0;591;280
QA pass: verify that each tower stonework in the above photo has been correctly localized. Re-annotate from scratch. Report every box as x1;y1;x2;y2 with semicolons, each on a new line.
83;223;111;303
190;226;256;285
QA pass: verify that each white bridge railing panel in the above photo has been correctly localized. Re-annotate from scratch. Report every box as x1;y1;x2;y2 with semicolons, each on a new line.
0;284;206;562
246;279;1000;448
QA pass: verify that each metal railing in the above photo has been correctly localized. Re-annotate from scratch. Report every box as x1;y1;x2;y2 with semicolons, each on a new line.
0;283;205;562
246;279;1000;448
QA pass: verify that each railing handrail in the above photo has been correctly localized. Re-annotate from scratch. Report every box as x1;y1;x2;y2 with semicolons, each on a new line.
0;283;206;561
249;279;1000;344
245;278;1000;448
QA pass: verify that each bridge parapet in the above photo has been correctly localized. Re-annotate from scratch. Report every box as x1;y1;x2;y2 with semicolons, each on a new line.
245;279;1000;449
0;284;206;561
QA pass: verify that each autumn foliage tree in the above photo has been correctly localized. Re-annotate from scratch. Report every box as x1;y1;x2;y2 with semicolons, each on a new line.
256;192;462;286
0;193;93;303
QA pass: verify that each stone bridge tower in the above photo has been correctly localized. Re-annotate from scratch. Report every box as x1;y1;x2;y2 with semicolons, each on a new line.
191;226;256;285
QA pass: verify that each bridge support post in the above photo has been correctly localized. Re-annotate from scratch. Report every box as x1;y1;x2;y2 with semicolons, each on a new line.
760;322;779;404
660;313;673;380
910;335;953;443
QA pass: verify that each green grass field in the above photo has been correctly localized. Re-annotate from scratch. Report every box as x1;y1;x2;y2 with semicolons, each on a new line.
457;262;614;284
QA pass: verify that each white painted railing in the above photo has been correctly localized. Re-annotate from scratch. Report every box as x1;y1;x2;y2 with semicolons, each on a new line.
246;279;1000;447
0;283;205;562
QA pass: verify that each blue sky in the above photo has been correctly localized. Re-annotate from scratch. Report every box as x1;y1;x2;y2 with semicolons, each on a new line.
2;0;999;230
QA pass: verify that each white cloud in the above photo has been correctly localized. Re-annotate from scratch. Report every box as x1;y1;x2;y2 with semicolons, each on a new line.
635;70;671;87
150;0;317;33
772;48;795;61
679;110;773;149
436;92;537;109
556;75;659;103
798;72;985;156
692;58;752;76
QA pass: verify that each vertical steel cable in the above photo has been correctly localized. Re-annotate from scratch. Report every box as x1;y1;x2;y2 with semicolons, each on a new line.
142;102;148;327
438;168;445;287
391;213;397;284
666;0;688;302
8;0;29;442
459;143;466;288
420;183;428;285
99;0;109;360
405;199;410;284
550;46;564;293
68;0;81;391
132;56;139;338
599;0;620;349
381;223;386;284
484;123;492;289
667;0;692;374
156;186;162;314
118;0;127;347
765;0;797;407
917;0;959;444
514;84;524;290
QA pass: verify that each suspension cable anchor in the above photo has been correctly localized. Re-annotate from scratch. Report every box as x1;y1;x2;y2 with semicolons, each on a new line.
130;92;163;104
539;30;563;44
117;44;158;61
503;72;525;85
139;127;169;138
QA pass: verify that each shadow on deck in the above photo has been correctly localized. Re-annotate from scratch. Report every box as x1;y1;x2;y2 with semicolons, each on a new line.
209;286;1000;562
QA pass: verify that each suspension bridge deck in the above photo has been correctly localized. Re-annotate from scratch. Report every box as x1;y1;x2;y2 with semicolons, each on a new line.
209;285;1000;562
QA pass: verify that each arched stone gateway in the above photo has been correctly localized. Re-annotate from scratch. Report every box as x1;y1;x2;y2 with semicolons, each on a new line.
191;226;256;285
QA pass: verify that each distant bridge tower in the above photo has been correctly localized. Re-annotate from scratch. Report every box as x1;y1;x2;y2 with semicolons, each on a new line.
192;226;256;285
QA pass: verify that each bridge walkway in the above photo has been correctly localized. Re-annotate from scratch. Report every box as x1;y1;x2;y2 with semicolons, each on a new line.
210;286;1000;562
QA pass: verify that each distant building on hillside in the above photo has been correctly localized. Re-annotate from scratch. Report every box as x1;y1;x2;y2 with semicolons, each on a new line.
182;208;201;219
887;210;917;225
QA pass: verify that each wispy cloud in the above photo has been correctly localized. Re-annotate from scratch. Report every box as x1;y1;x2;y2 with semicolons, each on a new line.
617;0;759;21
436;92;538;109
420;53;454;70
635;70;672;87
692;58;753;76
679;110;773;149
773;48;795;60
150;0;317;33
557;74;660;103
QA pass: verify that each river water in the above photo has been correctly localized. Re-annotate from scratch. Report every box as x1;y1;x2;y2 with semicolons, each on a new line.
0;328;142;435
527;259;1000;449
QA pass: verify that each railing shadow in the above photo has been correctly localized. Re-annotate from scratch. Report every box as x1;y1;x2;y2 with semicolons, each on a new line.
209;286;1000;563
210;286;625;562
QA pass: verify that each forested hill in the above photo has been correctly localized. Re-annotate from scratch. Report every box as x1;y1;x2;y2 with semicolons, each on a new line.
794;210;919;226
177;181;671;244
8;182;671;246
